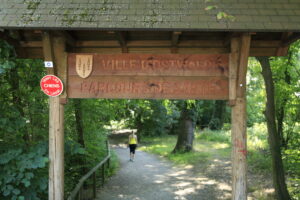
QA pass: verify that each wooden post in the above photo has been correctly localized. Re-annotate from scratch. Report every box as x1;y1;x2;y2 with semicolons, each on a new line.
93;172;96;198
102;165;105;186
230;33;251;200
48;96;65;200
43;32;67;200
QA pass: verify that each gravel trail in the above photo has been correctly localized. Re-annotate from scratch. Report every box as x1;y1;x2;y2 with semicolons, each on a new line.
96;146;231;200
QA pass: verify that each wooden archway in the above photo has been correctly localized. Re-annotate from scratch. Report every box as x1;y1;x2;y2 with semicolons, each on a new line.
41;31;253;200
2;29;297;200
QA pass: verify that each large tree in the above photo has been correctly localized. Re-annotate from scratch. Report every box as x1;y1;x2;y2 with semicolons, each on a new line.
256;56;291;200
173;101;195;153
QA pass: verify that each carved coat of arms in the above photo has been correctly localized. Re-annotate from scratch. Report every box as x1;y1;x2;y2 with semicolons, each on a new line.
76;55;93;78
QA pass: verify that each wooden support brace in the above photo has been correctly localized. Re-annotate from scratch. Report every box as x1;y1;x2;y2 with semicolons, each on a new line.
115;31;128;53
236;34;251;98
230;33;251;200
276;32;293;56
171;31;181;53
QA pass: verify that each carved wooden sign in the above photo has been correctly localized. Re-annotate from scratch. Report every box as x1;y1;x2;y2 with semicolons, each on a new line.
69;54;228;77
76;55;93;78
68;54;229;100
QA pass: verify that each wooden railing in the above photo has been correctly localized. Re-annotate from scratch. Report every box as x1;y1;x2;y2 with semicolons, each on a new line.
67;141;111;200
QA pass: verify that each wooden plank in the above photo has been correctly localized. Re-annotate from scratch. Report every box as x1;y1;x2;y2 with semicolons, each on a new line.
177;48;229;54
49;96;64;200
68;54;229;77
249;48;278;56
75;40;120;47
72;48;122;54
21;40;281;48
251;40;281;48
67;76;229;100
127;40;171;47
129;48;174;54
23;48;43;58
20;41;42;47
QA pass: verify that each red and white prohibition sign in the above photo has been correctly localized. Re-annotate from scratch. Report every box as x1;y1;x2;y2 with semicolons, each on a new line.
40;75;64;97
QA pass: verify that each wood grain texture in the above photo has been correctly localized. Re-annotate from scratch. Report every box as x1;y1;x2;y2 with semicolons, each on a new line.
229;37;239;102
68;76;229;100
53;36;68;99
237;34;251;98
231;97;247;200
68;54;229;77
47;36;67;200
49;97;64;200
42;32;55;75
231;33;251;200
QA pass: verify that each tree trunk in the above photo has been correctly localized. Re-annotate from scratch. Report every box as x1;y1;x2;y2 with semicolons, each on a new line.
256;56;291;200
173;104;195;153
73;99;87;175
277;62;291;148
135;112;143;142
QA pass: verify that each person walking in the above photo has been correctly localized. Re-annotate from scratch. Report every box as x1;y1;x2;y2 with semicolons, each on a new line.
128;131;138;162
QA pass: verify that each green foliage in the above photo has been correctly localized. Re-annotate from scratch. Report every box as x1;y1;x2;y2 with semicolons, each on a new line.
140;135;211;165
247;58;266;125
126;100;174;137
196;129;230;143
0;143;48;200
204;1;235;21
0;40;119;198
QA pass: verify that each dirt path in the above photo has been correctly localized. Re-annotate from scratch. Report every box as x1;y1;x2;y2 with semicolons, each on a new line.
96;145;231;200
95;130;273;199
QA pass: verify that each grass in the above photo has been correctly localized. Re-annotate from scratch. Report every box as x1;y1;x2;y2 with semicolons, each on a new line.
139;130;231;166
137;124;300;199
139;126;273;175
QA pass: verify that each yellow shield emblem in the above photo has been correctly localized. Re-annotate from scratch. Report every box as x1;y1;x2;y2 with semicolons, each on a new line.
76;55;93;78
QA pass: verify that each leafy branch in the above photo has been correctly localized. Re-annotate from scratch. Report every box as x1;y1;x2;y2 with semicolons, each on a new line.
204;0;235;21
